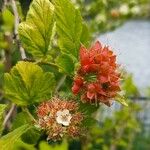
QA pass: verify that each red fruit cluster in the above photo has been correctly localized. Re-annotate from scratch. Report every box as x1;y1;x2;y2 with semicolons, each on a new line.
72;41;121;106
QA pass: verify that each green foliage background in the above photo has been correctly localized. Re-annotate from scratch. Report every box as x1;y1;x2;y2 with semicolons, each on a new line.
0;0;150;150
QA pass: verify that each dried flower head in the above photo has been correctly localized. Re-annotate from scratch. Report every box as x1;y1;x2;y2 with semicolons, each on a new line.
36;97;84;141
72;41;121;106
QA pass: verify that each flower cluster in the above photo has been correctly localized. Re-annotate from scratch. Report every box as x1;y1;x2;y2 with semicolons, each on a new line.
36;97;84;141
72;41;121;106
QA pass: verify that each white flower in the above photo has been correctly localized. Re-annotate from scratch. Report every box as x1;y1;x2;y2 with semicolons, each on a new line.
119;4;129;15
56;109;72;126
131;6;140;15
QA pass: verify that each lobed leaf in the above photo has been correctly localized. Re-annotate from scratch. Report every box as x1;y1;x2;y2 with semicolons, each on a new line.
80;23;91;47
4;61;55;106
82;117;98;127
21;127;40;145
39;140;68;150
0;104;7;134
55;54;75;75
0;124;32;150
53;0;82;60
19;0;55;59
12;140;36;150
12;112;32;130
79;102;99;115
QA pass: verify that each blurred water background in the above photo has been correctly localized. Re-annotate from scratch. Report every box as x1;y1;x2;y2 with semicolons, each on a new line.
99;20;150;90
98;20;150;132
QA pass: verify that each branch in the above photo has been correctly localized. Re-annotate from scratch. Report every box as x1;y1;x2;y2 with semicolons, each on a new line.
11;0;26;59
2;0;28;130
3;104;16;128
3;32;13;72
1;0;8;10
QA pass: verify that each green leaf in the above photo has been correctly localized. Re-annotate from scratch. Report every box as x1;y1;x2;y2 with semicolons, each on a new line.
80;23;91;46
82;117;98;127
12;112;32;130
115;94;128;106
2;7;14;32
13;140;36;150
53;0;82;59
19;0;55;59
79;103;99;127
0;104;7;134
0;124;32;150
21;127;40;144
4;61;55;106
39;141;51;150
55;54;74;75
2;8;14;32
39;140;68;150
79;102;99;115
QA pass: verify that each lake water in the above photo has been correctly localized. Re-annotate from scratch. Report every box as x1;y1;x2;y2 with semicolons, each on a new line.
98;20;150;89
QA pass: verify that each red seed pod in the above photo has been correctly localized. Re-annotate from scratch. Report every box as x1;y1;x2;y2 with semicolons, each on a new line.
72;41;121;106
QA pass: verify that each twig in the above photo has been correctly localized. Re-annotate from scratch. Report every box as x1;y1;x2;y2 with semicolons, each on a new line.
4;32;12;72
3;104;16;128
2;0;28;130
3;0;7;6
1;0;8;10
11;0;26;59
